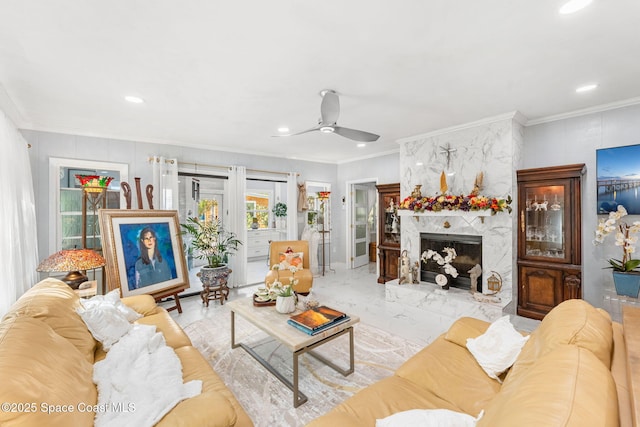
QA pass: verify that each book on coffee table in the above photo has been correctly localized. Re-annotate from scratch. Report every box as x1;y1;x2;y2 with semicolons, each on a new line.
287;316;351;335
288;306;349;335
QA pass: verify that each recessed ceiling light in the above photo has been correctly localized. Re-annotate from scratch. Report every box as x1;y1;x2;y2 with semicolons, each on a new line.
278;127;289;133
124;95;144;104
416;161;423;166
559;0;593;14
576;83;598;93
357;143;366;148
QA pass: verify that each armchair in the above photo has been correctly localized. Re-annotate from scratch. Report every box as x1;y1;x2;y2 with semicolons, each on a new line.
265;240;313;294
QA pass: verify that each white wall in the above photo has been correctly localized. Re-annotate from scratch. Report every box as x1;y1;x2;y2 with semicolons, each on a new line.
336;152;400;263
23;130;337;264
523;103;640;308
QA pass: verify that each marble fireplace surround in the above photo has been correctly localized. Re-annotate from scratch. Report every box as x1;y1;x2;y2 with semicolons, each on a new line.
395;112;525;312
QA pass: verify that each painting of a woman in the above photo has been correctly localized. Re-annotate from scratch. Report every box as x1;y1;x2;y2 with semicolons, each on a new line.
134;226;173;288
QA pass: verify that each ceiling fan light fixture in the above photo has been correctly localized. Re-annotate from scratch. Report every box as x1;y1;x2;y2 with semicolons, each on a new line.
277;127;290;133
559;0;593;14
320;126;335;134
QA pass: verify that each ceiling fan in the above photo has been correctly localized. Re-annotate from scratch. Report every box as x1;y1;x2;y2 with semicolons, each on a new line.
276;89;380;142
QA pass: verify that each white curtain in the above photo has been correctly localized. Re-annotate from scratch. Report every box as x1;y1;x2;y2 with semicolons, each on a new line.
286;172;298;240
150;156;179;210
0;110;38;316
227;166;247;288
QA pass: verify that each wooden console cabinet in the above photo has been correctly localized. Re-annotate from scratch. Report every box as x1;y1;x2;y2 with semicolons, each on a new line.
517;164;585;320
376;183;401;284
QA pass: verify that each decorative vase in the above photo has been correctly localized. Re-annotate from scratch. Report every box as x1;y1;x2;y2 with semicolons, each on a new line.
411;185;422;199
276;295;296;314
197;265;231;288
612;271;640;298
277;217;286;229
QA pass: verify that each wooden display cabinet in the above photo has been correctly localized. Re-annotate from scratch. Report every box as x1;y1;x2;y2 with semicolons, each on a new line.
517;164;585;320
376;183;401;284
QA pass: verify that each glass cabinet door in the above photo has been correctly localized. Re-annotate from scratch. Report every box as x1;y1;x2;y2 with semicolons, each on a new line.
521;181;570;263
381;194;400;245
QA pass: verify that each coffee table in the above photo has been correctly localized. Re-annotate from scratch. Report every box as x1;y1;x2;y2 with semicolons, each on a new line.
228;297;359;407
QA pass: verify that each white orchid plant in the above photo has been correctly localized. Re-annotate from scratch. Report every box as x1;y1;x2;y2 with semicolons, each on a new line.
593;205;640;272
421;247;459;278
269;265;299;297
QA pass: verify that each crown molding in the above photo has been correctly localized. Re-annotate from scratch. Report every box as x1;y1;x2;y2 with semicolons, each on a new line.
526;97;640;126
395;111;526;144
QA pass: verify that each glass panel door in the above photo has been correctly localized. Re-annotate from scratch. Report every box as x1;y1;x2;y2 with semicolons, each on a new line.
353;184;369;268
522;183;569;262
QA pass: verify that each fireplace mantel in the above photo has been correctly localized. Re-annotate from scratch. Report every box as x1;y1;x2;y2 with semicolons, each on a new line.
397;210;492;218
397;209;493;224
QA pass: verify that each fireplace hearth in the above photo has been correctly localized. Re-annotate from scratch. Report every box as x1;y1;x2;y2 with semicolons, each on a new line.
420;233;482;291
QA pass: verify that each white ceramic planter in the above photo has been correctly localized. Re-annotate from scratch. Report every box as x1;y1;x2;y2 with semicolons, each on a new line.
276;295;296;314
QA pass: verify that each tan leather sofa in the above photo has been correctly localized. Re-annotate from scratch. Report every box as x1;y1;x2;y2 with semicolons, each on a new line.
0;278;253;427
265;240;313;294
307;299;630;427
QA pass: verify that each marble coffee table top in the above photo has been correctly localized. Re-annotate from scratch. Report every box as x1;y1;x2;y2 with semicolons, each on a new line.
228;297;359;352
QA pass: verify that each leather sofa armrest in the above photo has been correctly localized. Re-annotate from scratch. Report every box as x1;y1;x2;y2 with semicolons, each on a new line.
121;294;159;316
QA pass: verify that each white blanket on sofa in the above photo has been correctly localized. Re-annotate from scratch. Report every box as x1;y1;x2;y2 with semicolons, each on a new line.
93;324;202;427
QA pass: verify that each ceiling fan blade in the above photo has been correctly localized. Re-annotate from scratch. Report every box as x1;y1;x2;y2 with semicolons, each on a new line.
271;126;320;137
320;90;340;125
333;126;380;142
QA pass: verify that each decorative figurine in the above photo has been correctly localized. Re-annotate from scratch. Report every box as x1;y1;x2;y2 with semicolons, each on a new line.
398;250;411;285
470;171;483;196
387;199;396;212
467;264;482;293
411;261;420;284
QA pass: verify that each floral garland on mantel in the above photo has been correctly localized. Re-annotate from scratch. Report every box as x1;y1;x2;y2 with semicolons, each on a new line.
399;194;513;215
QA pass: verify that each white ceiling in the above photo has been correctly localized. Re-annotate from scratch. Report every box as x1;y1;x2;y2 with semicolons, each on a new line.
1;1;640;164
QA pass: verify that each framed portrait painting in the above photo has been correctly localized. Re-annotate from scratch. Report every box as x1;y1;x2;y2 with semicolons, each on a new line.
99;209;189;297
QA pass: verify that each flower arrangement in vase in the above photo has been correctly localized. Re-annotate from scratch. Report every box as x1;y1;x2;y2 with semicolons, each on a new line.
270;265;299;313
421;247;459;289
593;205;640;297
272;202;287;229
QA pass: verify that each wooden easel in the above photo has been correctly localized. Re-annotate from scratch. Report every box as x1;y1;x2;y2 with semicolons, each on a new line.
152;285;186;313
120;178;183;313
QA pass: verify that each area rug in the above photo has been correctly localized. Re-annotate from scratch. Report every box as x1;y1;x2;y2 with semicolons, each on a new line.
183;307;425;427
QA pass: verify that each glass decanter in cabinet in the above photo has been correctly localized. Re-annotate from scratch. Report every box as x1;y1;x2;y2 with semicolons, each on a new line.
517;164;585;320
376;183;400;284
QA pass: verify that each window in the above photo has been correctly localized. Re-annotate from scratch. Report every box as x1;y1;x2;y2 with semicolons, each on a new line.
49;158;128;253
246;192;271;229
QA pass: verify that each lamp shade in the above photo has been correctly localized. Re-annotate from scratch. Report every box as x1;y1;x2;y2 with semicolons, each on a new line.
75;175;113;191
37;249;105;289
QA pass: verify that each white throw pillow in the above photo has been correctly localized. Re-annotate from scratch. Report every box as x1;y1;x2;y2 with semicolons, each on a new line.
466;315;529;380
376;409;482;427
77;303;132;350
80;289;143;322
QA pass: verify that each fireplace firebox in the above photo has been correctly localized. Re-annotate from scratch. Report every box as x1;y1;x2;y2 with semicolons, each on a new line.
420;233;482;291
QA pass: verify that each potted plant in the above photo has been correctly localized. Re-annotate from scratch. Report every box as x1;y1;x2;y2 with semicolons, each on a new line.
273;202;287;229
593;205;640;297
181;217;242;289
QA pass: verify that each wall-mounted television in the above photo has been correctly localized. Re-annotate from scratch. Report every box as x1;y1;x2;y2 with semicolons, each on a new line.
597;143;640;215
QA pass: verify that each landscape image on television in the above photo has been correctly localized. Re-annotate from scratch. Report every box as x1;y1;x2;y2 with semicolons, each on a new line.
597;143;640;215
